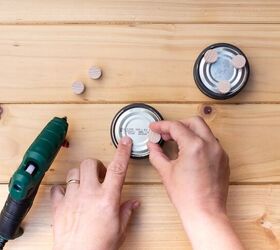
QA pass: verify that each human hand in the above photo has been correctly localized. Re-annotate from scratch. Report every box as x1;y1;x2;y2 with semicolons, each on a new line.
148;117;229;217
148;117;243;250
51;136;140;250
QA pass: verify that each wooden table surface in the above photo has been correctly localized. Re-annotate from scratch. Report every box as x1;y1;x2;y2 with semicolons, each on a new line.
1;1;280;249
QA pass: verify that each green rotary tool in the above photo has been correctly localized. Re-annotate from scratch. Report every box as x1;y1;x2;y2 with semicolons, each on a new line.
0;117;68;249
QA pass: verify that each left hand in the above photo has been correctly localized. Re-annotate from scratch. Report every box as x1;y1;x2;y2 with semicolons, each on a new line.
50;136;140;250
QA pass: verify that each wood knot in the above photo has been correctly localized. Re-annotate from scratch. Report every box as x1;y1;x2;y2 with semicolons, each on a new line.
257;215;278;243
203;106;212;115
259;216;272;230
199;104;216;120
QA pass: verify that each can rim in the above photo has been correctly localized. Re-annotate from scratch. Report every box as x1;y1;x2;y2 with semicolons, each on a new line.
110;103;164;159
193;43;250;100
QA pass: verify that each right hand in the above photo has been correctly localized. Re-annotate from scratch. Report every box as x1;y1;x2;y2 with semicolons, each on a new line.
147;116;230;219
148;117;244;250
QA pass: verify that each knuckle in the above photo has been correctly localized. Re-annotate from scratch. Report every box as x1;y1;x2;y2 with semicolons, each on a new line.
213;143;227;158
80;158;98;169
109;161;126;176
191;115;204;124
67;167;79;178
172;121;183;128
214;146;230;166
117;146;128;156
172;121;185;132
191;138;206;154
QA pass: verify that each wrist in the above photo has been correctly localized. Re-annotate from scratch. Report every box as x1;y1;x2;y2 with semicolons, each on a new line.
175;199;228;235
179;203;228;230
175;197;226;221
178;208;244;250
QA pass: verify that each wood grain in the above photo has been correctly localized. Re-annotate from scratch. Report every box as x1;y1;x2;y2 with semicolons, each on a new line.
1;104;280;184
0;24;280;103
1;184;279;250
0;1;279;249
0;1;280;24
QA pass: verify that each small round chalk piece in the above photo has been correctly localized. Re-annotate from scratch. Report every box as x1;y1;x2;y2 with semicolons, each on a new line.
217;80;231;94
204;49;218;64
88;66;102;80
148;130;161;144
232;55;246;69
72;81;86;95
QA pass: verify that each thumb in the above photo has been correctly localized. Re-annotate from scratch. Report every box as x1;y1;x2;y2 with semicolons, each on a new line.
148;142;171;174
120;200;140;232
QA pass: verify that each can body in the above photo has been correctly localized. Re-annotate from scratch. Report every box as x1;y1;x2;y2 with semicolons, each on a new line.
111;103;164;159
193;43;250;99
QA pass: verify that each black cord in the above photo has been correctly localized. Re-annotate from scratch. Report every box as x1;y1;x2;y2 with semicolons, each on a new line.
0;236;7;249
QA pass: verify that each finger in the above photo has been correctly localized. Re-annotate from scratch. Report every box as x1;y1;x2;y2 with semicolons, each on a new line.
161;133;172;141
180;116;216;142
65;167;80;196
80;159;106;190
148;142;171;174
104;136;132;194
150;121;197;150
50;185;65;210
120;200;140;233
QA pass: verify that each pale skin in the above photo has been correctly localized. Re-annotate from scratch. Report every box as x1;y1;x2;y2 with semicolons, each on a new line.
51;116;244;250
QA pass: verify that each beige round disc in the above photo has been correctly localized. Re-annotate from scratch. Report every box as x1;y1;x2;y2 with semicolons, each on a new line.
148;130;161;144
204;49;218;64
217;80;231;94
72;81;85;95
88;66;102;80
231;55;246;69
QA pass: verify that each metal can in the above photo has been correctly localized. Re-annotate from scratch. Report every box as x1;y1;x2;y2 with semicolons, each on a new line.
110;103;164;159
193;43;250;99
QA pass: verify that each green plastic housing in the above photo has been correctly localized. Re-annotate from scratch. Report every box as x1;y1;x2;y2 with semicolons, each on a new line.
8;117;68;201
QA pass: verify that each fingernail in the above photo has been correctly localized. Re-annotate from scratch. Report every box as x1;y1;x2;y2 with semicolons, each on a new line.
132;200;141;209
121;136;132;145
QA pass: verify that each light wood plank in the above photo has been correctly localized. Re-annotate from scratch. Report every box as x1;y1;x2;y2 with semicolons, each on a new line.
1;184;279;250
0;1;280;24
0;24;280;103
1;104;280;184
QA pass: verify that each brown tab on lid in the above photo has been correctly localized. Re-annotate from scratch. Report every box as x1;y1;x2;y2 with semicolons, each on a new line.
148;130;161;144
232;55;246;69
217;80;231;94
204;49;218;64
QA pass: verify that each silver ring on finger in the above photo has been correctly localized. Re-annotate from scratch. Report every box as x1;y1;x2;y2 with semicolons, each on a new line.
66;179;80;185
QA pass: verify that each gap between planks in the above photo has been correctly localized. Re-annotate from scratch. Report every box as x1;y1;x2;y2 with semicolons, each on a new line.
3;21;280;25
2;101;280;105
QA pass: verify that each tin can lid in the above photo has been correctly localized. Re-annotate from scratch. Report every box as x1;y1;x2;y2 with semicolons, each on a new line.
193;43;250;100
110;103;164;159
